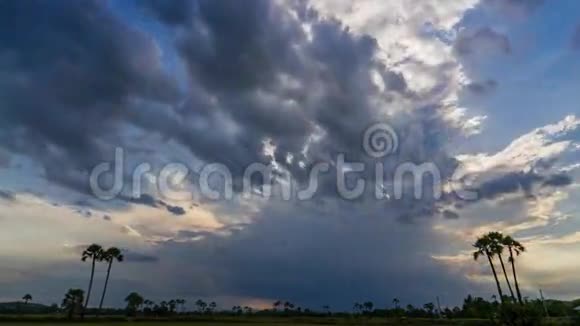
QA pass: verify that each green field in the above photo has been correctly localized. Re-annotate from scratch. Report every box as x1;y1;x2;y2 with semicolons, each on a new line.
0;316;497;326
2;319;578;325
1;320;487;326
0;324;287;326
0;319;498;326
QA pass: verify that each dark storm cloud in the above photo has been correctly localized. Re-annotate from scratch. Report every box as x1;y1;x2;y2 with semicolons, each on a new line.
0;0;553;227
0;0;463;221
137;0;318;177
125;194;186;216
124;251;160;263
140;0;196;26
0;190;15;202
164;204;186;216
136;0;462;217
77;210;92;218
466;80;498;96
127;194;159;208
475;171;572;201
455;27;511;57
0;0;178;193
151;202;476;308
138;0;390;162
478;172;541;199
443;210;460;220
542;173;573;188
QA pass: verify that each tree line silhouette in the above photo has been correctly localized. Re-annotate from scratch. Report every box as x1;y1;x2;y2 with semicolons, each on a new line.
4;235;579;324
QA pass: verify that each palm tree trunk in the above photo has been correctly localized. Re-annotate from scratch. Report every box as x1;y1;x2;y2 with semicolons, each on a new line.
498;254;516;302
83;257;96;318
509;247;524;304
97;260;113;316
485;250;504;303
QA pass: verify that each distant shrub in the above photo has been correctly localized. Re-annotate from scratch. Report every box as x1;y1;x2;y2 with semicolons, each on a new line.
496;303;544;326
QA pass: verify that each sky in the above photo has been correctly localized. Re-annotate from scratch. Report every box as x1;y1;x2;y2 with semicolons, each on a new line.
0;0;579;311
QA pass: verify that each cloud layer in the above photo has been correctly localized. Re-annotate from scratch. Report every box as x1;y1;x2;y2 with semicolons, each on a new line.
0;0;578;308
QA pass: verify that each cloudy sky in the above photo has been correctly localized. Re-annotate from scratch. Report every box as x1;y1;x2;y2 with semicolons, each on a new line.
0;0;579;310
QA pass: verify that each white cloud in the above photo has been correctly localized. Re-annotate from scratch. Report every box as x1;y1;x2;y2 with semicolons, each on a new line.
310;0;485;135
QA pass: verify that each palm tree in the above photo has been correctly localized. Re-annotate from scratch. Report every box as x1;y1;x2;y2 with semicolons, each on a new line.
81;244;103;317
363;301;374;314
273;300;281;312
97;247;124;314
208;301;217;314
423;302;435;316
283;301;293;312
22;294;32;304
488;232;516;302
353;302;363;314
62;289;84;320
195;299;207;313
503;235;525;304
392;298;400;309
473;235;504;303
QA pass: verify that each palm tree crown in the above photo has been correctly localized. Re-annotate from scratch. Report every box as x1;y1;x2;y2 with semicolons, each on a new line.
22;294;32;304
81;244;103;262
102;247;124;263
503;236;525;259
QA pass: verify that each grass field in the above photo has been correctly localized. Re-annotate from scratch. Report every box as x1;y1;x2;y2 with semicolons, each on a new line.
0;316;497;326
0;315;574;325
0;318;496;326
0;324;299;326
0;323;490;326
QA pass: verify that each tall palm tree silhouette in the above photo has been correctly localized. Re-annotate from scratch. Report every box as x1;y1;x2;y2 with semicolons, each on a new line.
488;232;516;302
503;235;525;304
81;244;103;317
97;247;124;314
473;235;504;303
